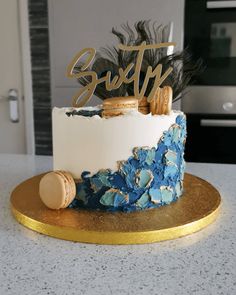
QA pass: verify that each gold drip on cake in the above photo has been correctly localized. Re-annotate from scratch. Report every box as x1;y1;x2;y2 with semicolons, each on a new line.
11;173;221;245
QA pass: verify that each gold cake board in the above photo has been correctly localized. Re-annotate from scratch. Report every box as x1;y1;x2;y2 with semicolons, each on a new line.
10;173;221;245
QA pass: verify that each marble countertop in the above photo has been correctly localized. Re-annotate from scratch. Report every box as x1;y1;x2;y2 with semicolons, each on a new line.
0;154;235;295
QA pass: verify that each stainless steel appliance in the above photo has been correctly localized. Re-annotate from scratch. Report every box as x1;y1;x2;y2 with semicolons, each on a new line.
183;0;236;163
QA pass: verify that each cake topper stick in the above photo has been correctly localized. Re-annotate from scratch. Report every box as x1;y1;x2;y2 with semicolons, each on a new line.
67;41;175;107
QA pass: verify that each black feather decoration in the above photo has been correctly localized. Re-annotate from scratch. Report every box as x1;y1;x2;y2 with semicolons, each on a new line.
76;20;203;102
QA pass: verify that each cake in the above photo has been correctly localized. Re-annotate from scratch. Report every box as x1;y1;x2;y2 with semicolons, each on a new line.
39;20;201;213
52;105;186;212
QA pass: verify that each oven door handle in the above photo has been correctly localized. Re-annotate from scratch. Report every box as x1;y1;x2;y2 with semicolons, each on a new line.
207;1;236;9
200;119;236;127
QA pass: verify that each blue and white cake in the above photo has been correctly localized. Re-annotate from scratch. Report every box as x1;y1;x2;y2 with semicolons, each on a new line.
53;106;186;212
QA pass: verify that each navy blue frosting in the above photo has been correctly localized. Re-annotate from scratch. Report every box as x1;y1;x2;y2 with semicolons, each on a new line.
66;109;102;117
69;114;187;212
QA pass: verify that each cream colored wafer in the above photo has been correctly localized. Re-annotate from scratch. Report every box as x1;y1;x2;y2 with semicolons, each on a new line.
138;97;150;114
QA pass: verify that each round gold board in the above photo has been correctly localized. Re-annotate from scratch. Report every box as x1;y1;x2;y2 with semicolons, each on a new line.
10;173;221;245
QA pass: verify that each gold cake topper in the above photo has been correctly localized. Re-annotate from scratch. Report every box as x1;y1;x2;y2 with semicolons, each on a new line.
67;41;176;107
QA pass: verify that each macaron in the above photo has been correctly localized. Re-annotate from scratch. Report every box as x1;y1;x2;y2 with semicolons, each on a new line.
160;86;173;115
150;87;161;115
39;171;76;209
102;97;138;118
138;97;150;114
150;86;172;115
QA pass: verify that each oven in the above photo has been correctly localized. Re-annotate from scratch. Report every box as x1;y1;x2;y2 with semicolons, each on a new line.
183;0;236;163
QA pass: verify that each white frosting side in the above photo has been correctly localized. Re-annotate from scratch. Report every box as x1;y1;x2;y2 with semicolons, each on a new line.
53;107;182;179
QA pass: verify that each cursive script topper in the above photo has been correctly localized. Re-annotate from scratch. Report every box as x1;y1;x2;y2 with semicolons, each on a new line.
67;41;176;107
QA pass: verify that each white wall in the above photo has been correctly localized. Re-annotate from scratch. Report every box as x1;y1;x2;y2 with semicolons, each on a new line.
49;0;184;108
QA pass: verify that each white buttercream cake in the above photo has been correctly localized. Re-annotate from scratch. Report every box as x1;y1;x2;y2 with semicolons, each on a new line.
53;107;181;178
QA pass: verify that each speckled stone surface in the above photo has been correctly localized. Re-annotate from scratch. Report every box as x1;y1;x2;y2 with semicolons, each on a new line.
0;154;235;295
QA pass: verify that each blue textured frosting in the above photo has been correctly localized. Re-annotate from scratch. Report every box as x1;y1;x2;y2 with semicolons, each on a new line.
66;109;102;117
69;114;186;212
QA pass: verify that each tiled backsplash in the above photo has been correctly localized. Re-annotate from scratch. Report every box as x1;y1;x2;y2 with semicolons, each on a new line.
28;0;52;155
